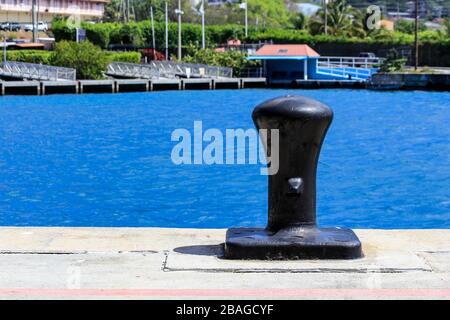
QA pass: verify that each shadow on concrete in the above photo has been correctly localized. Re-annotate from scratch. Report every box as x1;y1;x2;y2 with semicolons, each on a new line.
173;244;224;257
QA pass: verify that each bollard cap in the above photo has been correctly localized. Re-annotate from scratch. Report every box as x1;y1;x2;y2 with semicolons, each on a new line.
252;95;333;121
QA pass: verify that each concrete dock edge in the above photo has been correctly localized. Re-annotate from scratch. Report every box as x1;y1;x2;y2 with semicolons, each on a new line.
0;228;448;299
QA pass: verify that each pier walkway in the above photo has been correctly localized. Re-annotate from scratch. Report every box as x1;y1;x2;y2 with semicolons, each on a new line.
106;61;233;80
316;56;381;80
0;228;448;299
0;62;76;81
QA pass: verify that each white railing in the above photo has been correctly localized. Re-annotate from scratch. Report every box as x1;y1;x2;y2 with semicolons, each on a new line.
318;56;382;69
0;61;76;81
107;62;160;79
107;61;233;80
316;56;382;80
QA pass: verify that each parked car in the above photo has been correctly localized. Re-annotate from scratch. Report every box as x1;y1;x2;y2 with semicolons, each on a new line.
24;21;48;32
0;22;21;31
359;52;377;59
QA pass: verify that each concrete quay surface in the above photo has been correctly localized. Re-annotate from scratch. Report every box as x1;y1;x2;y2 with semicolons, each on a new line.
0;227;448;300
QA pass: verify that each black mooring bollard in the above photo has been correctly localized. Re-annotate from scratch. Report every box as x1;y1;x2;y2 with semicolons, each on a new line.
224;95;362;260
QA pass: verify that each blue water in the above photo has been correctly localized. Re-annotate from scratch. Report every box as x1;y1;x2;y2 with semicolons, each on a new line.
0;89;449;228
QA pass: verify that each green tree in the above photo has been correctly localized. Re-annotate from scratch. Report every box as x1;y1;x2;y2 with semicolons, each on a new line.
444;19;450;37
308;0;366;37
291;12;308;30
103;0;295;29
103;0;124;22
49;41;109;80
395;19;426;34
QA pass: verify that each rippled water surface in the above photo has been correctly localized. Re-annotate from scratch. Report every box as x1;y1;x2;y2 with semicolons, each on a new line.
0;89;449;228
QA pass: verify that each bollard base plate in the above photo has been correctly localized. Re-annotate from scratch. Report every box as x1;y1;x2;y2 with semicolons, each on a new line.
224;227;362;260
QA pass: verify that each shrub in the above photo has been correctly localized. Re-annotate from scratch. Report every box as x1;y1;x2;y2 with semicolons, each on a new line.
379;49;407;73
6;50;51;64
182;46;260;77
106;51;141;63
49;41;108;80
51;17;76;42
84;23;117;49
110;22;145;47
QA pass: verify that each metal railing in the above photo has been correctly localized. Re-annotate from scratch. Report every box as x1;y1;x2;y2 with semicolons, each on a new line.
106;62;160;79
0;61;76;81
239;67;265;78
318;56;382;69
107;61;233;80
316;56;382;80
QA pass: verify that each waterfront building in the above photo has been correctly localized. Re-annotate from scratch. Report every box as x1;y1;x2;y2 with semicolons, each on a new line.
248;44;380;85
0;0;109;23
248;44;321;85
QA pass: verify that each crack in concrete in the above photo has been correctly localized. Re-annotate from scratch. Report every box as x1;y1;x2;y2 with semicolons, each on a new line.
161;250;170;272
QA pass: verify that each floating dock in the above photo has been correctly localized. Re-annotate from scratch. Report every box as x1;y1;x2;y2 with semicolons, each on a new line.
0;78;267;96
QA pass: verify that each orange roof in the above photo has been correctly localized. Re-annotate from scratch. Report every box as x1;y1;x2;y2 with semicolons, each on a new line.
14;43;45;48
254;44;320;57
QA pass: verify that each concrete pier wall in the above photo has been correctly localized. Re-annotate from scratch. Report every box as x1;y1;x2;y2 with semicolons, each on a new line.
41;81;79;95
79;80;116;94
182;79;213;91
1;81;40;95
0;79;264;95
368;73;450;90
1;75;448;96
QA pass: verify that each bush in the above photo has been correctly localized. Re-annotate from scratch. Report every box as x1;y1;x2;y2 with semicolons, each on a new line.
51;21;247;52
379;49;407;73
51;17;76;42
49;41;108;80
5;50;51;64
182;46;260;77
84;23;117;49
106;51;141;63
110;22;145;47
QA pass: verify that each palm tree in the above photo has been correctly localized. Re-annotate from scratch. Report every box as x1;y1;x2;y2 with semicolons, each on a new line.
308;0;365;37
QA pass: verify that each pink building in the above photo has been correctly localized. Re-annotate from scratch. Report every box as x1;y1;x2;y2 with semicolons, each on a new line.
0;0;109;23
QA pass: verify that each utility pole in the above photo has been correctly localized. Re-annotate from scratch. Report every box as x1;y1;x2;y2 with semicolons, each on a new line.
239;1;248;37
165;0;169;60
126;0;130;22
201;0;205;49
245;0;248;38
414;0;419;70
324;0;328;35
32;0;37;43
175;0;184;60
31;0;37;42
3;37;6;64
150;6;156;60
